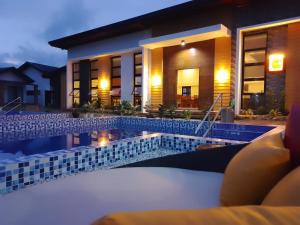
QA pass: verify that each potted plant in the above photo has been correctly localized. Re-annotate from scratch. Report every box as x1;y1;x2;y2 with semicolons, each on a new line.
183;110;192;120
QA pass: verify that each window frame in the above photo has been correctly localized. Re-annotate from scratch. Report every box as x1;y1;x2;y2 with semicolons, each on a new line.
133;52;142;106
110;56;121;106
72;62;80;106
241;32;268;109
90;59;99;102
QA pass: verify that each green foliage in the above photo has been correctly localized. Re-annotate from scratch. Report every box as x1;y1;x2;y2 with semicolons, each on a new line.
269;109;281;118
240;108;254;116
92;96;104;114
167;105;177;119
117;101;139;115
182;110;192;120
80;102;94;113
158;104;167;118
256;106;267;115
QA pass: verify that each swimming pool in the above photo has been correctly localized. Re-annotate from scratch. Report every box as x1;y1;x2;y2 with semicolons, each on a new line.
0;115;276;194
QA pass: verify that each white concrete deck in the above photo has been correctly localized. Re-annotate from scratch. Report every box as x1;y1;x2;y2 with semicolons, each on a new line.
0;167;223;225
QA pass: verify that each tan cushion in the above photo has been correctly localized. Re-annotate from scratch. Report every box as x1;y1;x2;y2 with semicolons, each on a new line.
220;133;291;206
263;166;300;206
92;206;300;225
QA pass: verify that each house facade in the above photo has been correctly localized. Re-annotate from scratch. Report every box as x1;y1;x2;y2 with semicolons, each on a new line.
49;0;300;114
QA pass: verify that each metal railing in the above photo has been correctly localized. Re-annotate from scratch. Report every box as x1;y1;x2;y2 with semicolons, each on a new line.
195;93;223;136
0;97;23;115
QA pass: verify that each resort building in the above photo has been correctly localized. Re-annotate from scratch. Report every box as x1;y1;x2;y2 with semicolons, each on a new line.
49;0;300;114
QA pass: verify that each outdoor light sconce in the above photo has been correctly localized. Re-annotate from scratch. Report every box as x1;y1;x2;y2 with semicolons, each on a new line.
181;40;186;47
152;75;162;87
269;53;285;72
216;68;229;84
99;79;109;90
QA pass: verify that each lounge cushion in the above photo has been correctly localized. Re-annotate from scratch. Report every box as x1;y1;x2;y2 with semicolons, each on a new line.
0;167;223;225
263;166;300;206
92;206;300;225
220;133;291;206
284;105;300;167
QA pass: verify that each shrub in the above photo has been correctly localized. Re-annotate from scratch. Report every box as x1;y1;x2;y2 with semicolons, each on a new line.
158;104;167;118
71;108;80;118
168;105;177;119
183;110;192;120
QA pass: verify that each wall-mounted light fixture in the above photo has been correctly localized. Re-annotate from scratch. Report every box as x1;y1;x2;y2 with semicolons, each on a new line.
269;53;285;72
99;79;109;90
181;40;186;47
216;68;229;84
152;74;162;87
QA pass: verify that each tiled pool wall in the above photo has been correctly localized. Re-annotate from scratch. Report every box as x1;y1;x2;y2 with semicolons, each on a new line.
0;114;272;194
0;131;244;195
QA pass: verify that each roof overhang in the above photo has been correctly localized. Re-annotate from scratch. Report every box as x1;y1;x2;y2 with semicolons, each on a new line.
139;24;231;49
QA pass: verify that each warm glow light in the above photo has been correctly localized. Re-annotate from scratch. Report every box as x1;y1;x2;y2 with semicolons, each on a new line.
152;75;162;87
216;68;229;84
99;79;109;90
181;40;186;47
98;137;109;147
269;53;285;72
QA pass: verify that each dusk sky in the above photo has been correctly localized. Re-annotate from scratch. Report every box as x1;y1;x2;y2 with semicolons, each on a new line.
0;0;188;68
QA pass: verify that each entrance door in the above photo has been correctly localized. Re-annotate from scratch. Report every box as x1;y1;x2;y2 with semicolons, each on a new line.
177;68;199;108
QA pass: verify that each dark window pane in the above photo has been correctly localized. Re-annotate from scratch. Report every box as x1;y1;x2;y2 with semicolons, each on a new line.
244;65;265;79
244;50;266;64
111;88;121;96
73;63;79;72
112;57;121;67
244;34;267;50
73;72;80;80
91;61;98;70
91;71;98;79
111;78;121;86
112;68;121;77
134;87;142;96
135;53;142;64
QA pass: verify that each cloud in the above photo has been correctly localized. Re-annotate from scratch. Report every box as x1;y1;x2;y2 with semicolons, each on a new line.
0;45;66;67
42;0;93;40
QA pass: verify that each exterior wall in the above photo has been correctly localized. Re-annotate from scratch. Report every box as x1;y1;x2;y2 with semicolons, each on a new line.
286;22;300;110
121;52;134;103
23;67;50;107
214;37;231;110
163;40;215;109
96;56;111;106
68;30;151;60
265;26;288;110
150;48;163;106
60;71;66;109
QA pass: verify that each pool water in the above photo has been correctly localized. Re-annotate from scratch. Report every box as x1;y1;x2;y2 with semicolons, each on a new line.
0;128;152;160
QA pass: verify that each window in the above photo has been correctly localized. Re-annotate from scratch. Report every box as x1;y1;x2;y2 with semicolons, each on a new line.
241;33;267;110
90;60;98;102
111;56;121;106
182;86;191;96
72;63;80;105
133;53;142;106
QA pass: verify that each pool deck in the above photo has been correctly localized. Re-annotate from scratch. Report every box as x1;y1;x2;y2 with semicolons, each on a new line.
0;167;223;225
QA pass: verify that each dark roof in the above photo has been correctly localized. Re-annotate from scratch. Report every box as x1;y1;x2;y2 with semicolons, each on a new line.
49;0;233;49
43;66;66;78
19;62;58;74
0;67;34;83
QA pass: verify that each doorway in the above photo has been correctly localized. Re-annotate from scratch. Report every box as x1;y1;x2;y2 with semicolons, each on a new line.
176;68;199;108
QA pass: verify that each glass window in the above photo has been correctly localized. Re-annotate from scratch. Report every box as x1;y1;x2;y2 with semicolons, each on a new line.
244;50;266;64
244;65;265;79
73;72;79;80
91;60;98;70
73;63;80;72
182;86;191;96
135;65;142;75
134;87;142;96
91;79;98;88
112;67;121;77
91;71;98;79
135;53;142;64
135;76;142;86
74;81;80;89
244;33;267;50
111;78;121;86
112;57;121;67
243;80;265;94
